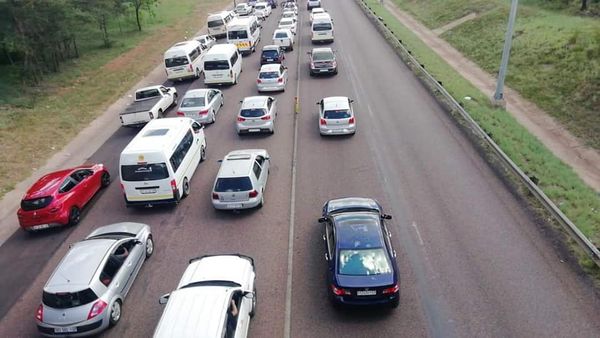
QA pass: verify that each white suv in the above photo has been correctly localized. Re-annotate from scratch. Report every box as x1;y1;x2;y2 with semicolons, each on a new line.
211;149;271;210
154;254;256;338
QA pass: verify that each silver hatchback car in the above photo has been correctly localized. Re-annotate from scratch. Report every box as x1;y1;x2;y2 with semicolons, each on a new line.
237;96;277;134
36;222;154;337
318;96;356;136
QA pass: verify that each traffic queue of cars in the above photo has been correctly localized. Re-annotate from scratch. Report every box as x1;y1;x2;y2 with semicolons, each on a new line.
17;1;399;336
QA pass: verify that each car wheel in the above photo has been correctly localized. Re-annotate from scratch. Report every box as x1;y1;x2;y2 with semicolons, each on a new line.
290;44;294;51
172;93;178;105
390;297;400;308
100;172;111;188
68;207;81;226
196;68;201;79
158;109;163;118
333;69;338;75
145;235;154;258
249;286;257;318
200;145;206;162
257;191;264;208
209;111;216;124
182;178;190;198
109;300;122;327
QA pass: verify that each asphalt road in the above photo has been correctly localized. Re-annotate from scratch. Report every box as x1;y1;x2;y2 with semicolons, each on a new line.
1;0;600;337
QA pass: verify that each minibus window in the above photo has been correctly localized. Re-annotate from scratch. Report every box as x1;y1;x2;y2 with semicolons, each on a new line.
205;60;230;70
312;23;332;31
228;30;248;39
208;20;224;28
121;163;169;181
165;56;189;68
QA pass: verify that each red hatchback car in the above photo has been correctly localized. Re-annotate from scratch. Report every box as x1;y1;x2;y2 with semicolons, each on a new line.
17;164;110;231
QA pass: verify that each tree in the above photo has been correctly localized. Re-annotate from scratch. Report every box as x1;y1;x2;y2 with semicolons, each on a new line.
130;0;158;31
74;0;118;48
580;0;588;10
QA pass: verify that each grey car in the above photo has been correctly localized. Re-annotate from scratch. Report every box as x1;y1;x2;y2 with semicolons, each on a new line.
177;88;224;124
36;222;154;337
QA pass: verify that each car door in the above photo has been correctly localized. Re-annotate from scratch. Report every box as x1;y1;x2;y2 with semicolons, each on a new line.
205;90;215;114
233;291;252;338
113;239;144;297
214;90;223;114
255;156;268;189
74;169;96;205
267;97;276;121
324;220;336;280
159;86;172;110
280;65;288;85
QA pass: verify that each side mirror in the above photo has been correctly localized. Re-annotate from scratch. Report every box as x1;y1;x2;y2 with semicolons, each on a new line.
350;99;355;103
265;156;271;160
159;293;170;304
239;100;243;103
217;159;223;163
318;217;327;223
382;214;392;220
135;239;143;245
243;291;255;299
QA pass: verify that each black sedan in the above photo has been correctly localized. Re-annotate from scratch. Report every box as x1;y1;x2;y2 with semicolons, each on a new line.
318;197;400;308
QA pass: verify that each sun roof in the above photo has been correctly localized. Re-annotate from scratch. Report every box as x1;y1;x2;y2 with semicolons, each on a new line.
143;129;169;137
227;154;252;160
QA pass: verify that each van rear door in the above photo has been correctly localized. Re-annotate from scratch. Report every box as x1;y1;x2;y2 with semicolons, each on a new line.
120;163;174;204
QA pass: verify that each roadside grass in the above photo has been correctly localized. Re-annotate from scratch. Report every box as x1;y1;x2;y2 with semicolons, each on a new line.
0;0;229;196
391;0;600;150
363;0;600;268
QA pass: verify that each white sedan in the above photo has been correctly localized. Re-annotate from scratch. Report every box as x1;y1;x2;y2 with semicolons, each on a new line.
257;64;288;92
278;18;297;35
176;88;224;124
273;29;294;51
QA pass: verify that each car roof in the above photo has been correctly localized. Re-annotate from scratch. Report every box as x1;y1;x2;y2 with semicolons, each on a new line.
311;8;325;13
312;47;333;54
260;64;282;72
323;96;351;111
241;96;268;108
86;222;146;239
326;197;381;214
45;239;115;292
274;28;292;35
333;213;385;250
183;89;210;98
24;168;72;199
262;45;281;51
178;255;254;289
218;149;267;178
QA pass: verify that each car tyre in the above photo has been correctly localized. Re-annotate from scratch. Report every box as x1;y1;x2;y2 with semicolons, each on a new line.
257;191;264;208
68;207;81;226
145;235;154;258
100;172;111;188
172;93;178;106
200;145;206;162
209;110;216;124
109;300;122;327
390;297;400;308
182;178;190;198
158;109;163;118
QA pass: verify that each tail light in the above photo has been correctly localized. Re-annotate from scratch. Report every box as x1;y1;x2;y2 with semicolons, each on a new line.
320;118;327;125
176;111;185;116
35;304;43;322
257;79;262;83
348;117;355;124
170;179;178;197
261;115;271;120
212;192;219;200
331;285;351;296
237;117;246;122
199;109;209;115
383;284;400;295
188;64;193;72
229;70;233;78
87;300;108;320
277;77;283;83
248;190;259;198
120;182;125;192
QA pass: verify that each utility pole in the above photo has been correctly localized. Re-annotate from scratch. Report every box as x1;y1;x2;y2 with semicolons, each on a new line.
492;0;519;106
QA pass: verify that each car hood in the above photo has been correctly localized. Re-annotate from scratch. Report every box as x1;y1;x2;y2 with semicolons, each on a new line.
335;273;395;288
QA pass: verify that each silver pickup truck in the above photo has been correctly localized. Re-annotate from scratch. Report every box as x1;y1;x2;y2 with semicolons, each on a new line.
120;85;178;127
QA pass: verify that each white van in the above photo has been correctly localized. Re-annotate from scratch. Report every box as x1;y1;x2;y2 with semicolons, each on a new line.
207;11;236;38
311;13;334;43
164;40;206;81
203;44;243;85
119;117;207;207
227;16;261;54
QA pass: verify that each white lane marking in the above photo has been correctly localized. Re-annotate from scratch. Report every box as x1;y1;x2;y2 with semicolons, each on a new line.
411;221;425;245
284;8;304;338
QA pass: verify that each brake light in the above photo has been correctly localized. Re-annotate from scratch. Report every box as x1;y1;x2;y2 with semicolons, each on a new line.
383;284;400;294
170;179;177;195
199;109;209;115
188;64;193;72
87;300;108;320
257;79;262;83
248;190;259;198
277;77;283;83
237;117;246;122
331;285;351;296
176;111;185;116
229;70;233;78
35;304;43;322
320;118;327;125
120;182;124;192
212;192;219;200
261;115;271;120
349;117;355;124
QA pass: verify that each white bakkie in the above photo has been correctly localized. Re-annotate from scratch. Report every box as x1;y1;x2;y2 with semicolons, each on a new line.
120;86;177;127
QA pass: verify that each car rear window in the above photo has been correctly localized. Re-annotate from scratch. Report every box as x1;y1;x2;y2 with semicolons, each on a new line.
240;108;267;117
313;23;332;31
259;71;279;79
262;50;279;58
207;20;223;28
121;163;169;182
312;52;333;61
228;30;248;40
275;32;288;38
20;196;53;211
214;177;253;192
181;97;206;107
338;248;392;276
280;20;293;25
324;109;351;119
136;89;160;100
165;56;189;68
204;60;230;70
43;289;98;309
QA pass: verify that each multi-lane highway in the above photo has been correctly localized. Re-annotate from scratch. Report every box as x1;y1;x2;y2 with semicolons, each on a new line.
1;0;600;337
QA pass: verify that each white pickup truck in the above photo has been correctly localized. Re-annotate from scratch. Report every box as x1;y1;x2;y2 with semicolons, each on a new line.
120;85;178;127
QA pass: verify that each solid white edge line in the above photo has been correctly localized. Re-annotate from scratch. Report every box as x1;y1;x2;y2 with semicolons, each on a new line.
284;8;303;338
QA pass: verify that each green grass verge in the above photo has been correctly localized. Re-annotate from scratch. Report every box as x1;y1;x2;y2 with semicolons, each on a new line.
0;0;229;196
363;0;600;269
390;0;600;150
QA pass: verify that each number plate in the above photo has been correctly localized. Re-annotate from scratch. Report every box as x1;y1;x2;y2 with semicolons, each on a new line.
267;58;273;61
140;189;157;194
226;203;243;209
32;224;50;230
54;327;77;333
248;128;261;132
319;69;329;72
357;290;376;296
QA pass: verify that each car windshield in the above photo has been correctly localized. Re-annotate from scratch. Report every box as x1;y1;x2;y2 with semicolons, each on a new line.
214;177;253;192
262;50;279;58
313;23;332;31
204;60;230;70
240;108;267;117
255;5;265;9
280;20;293;25
165;56;188;68
181;97;206;107
259;71;279;79
312;52;333;61
207;20;223;28
121;163;169;181
338;248;392;276
228;30;248;39
20;196;53;211
275;32;288;38
43;289;98;309
283;13;294;18
181;280;241;289
324;109;351;119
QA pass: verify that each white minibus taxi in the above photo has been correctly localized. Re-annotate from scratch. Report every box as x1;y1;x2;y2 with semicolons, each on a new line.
311;13;334;43
164;40;206;81
119;117;207;207
207;11;236;38
203;44;242;85
227;16;261;54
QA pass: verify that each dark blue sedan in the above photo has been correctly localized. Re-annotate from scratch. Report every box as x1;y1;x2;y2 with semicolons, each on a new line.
318;197;400;308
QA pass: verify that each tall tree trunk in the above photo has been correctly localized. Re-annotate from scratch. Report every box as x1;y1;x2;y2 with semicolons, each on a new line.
72;37;79;58
581;0;588;11
135;4;142;31
101;15;110;47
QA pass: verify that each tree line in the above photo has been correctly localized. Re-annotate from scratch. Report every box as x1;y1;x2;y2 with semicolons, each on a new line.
0;0;157;84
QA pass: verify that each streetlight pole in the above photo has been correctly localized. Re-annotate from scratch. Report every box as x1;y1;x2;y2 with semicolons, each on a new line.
492;0;519;106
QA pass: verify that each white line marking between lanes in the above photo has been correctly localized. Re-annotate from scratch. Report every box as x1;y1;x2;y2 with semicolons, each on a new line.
411;221;424;245
284;9;304;338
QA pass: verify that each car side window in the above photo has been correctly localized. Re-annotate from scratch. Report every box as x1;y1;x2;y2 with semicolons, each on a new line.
252;161;262;180
255;155;265;166
224;291;242;338
59;175;82;193
325;221;334;258
206;91;214;102
99;241;134;286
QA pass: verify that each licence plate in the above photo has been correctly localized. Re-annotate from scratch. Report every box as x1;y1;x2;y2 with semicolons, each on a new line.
54;327;77;333
32;224;50;230
140;189;157;194
319;69;329;72
357;290;377;296
249;128;260;132
226;203;243;209
267;58;273;61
